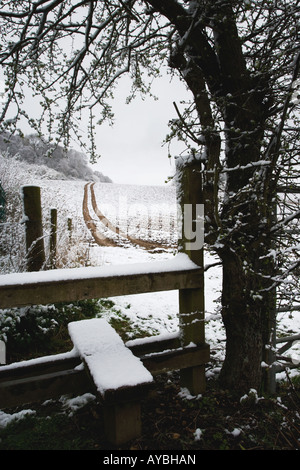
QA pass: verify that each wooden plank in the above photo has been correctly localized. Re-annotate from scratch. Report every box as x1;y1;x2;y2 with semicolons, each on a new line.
68;319;153;401
276;333;300;344
141;343;210;376
276;334;300;355
0;354;81;382
69;318;154;445
0;335;209;410
0;369;90;409
176;157;206;395
0;263;202;309
22;186;45;272
103;401;142;445
127;333;182;356
0;333;180;384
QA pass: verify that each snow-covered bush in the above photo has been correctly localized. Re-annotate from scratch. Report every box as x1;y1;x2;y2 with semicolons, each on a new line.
0;299;101;362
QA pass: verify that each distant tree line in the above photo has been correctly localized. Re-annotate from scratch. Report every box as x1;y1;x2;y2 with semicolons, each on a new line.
0;132;112;183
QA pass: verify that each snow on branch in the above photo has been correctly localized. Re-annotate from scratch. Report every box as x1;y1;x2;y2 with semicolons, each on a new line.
271;209;300;234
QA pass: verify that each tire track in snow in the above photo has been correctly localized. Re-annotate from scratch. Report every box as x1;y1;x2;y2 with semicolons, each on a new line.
86;182;172;251
82;182;118;246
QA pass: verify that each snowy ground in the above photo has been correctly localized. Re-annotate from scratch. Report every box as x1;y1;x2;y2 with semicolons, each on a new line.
0;180;299;428
35;180;299;366
35;180;225;350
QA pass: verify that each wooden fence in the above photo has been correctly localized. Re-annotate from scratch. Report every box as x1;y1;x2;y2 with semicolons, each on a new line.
0;159;209;414
0;162;298;416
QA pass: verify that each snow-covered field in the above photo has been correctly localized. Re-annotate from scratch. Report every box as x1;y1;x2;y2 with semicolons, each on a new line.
0;178;299;429
1;179;299;380
33;180;300;372
34;180;224;342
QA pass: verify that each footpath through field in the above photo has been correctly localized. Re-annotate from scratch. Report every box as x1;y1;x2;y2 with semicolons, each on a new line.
83;182;173;251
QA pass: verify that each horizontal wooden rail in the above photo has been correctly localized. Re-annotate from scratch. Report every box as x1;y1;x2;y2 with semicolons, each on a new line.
0;256;202;309
277;305;300;313
0;334;210;409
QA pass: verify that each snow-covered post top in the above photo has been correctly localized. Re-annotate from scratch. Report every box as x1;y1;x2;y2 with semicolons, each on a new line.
175;154;204;267
175;155;206;395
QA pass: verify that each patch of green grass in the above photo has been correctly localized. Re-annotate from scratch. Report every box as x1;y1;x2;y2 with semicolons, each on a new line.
2;297;152;363
95;299;155;341
0;408;102;450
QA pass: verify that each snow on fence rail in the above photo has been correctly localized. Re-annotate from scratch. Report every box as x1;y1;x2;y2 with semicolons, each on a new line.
0;254;202;309
0;236;209;445
0;159;209;442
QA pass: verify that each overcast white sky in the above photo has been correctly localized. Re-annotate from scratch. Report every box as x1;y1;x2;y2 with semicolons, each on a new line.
90;74;192;186
0;71;192;187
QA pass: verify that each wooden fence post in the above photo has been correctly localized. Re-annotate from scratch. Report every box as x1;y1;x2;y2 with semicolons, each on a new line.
176;156;206;395
49;208;57;269
67;217;72;243
22;186;45;272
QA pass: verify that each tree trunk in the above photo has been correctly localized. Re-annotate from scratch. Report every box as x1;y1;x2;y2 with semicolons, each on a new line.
219;251;263;392
218;233;276;394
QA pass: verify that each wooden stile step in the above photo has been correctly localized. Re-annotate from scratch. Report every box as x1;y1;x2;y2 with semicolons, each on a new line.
68;318;153;445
